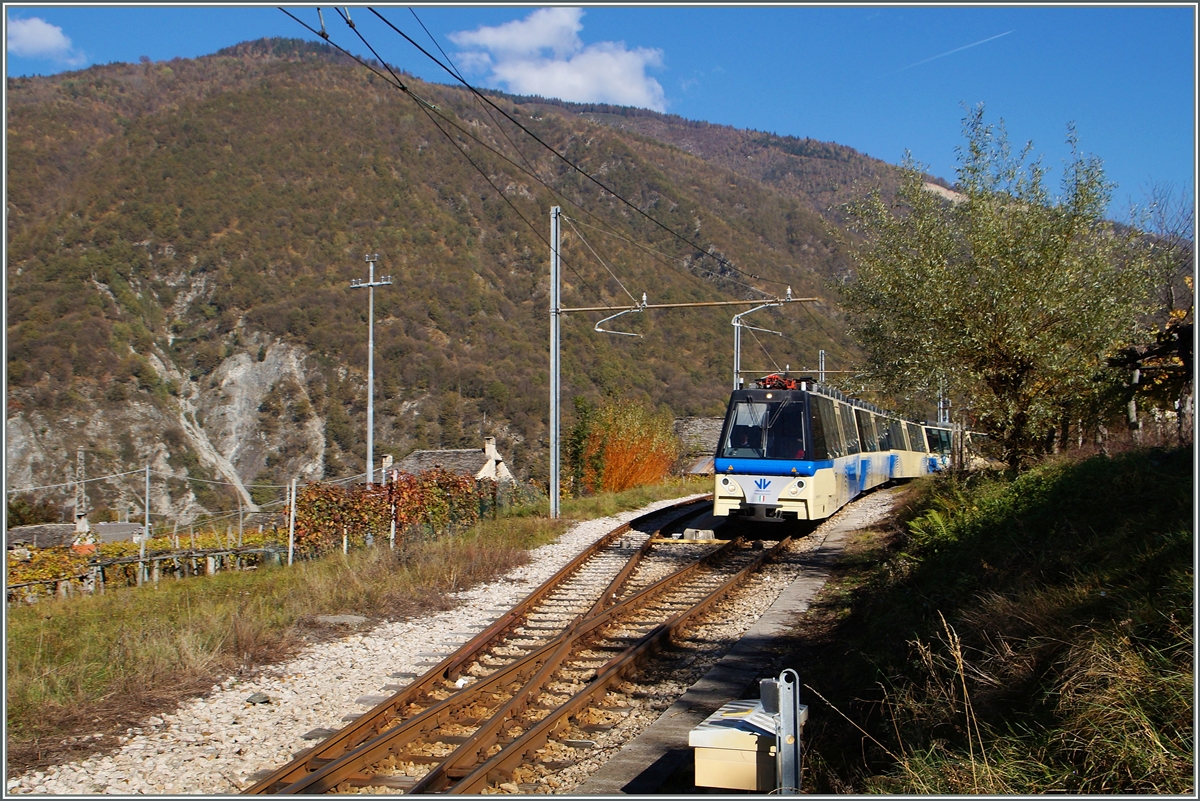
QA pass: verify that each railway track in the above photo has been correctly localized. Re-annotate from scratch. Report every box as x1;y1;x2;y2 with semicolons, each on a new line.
245;497;791;795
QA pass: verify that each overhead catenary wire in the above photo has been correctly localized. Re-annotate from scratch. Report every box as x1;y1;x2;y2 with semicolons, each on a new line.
563;215;773;299
746;326;784;374
284;7;784;312
562;215;638;304
315;6;606;301
366;6;790;290
401;7;750;305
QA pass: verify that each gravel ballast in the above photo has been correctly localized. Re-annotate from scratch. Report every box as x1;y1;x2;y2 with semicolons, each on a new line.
5;490;897;795
5;496;706;795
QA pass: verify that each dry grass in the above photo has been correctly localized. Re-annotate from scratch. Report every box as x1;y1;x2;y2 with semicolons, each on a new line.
784;447;1193;794
4;514;561;777
4;481;707;779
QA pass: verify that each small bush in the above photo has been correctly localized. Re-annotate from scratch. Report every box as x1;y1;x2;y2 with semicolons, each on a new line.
567;397;681;494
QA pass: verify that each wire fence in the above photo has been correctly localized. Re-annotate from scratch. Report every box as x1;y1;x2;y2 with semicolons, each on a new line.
6;477;544;605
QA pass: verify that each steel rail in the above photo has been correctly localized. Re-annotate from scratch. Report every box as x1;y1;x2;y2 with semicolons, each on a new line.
446;534;794;794
266;535;744;795
244;497;708;794
401;537;752;795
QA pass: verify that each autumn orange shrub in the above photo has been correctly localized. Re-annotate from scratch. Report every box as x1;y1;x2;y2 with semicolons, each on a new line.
571;398;681;494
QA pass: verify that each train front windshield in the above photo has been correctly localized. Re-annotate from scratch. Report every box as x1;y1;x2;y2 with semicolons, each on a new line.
720;398;807;460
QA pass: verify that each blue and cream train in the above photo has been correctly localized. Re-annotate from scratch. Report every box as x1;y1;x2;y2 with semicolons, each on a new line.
713;374;951;523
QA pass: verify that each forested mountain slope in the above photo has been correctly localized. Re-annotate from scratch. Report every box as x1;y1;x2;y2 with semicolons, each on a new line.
5;37;906;521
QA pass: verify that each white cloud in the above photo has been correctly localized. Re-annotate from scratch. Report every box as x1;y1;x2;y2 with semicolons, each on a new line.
7;15;85;66
449;7;666;111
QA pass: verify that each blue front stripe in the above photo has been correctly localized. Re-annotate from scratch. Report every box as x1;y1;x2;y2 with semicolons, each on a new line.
715;458;834;476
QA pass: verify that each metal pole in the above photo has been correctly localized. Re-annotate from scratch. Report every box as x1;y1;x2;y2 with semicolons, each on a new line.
819;350;826;384
367;257;375;484
352;254;391;487
287;477;297;566
733;317;742;389
366;255;376;485
142;464;150;584
776;668;804;793
731;292;788;389
550;206;561;519
142;464;149;557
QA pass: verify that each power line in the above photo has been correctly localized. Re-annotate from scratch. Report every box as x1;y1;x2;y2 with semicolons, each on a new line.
6;469;145;495
404;6;757;308
151;470;291;489
366;7;790;290
563;215;773;299
309;6;606;301
282;7;783;311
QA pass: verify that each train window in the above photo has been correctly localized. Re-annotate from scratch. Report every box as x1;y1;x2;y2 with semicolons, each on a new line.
855;409;877;452
878;416;893;450
765;399;807;459
810;395;844;459
906;423;924;452
888;420;908;451
925;427;952;456
720;402;768;457
720;398;807;459
839;404;861;455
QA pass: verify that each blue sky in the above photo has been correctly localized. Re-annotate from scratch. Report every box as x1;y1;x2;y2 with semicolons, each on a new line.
5;4;1196;217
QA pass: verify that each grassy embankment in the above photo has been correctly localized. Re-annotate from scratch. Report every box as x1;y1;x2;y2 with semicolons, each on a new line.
792;447;1192;794
5;477;709;776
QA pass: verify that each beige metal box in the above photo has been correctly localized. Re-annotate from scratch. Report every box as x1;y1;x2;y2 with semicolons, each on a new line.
688;699;778;792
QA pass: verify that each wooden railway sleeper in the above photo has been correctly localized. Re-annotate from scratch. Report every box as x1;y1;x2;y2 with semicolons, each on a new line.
249;501;721;794
447;536;792;794
287;551;729;794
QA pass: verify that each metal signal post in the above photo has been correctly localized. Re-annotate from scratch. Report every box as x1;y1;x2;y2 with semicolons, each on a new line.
351;254;392;486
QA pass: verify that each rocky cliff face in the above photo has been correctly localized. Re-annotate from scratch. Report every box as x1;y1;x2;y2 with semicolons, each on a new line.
6;335;328;524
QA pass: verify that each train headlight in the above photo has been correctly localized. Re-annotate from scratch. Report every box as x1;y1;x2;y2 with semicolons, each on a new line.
721;476;733;488
786;479;806;496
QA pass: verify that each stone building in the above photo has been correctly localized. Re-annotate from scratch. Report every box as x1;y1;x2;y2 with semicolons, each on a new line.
394;436;515;483
674;417;725;475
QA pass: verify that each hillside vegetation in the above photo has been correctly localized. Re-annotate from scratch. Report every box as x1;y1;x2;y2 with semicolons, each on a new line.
6;37;899;521
792;447;1192;793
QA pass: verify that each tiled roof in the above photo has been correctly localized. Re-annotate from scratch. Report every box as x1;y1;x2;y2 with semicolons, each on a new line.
6;524;75;549
395;449;491;476
6;522;149;548
394;437;515;482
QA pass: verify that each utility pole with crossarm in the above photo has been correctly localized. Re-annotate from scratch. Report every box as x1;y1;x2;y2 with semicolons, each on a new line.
351;254;392;486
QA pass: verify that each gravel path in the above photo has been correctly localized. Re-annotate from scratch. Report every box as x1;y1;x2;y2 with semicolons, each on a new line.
5;495;709;796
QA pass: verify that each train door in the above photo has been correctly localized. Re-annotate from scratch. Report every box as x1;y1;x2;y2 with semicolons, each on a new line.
855;408;877;492
838;402;861;502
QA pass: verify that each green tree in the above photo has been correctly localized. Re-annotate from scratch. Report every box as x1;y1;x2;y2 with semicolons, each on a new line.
840;105;1155;472
7;495;61;526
